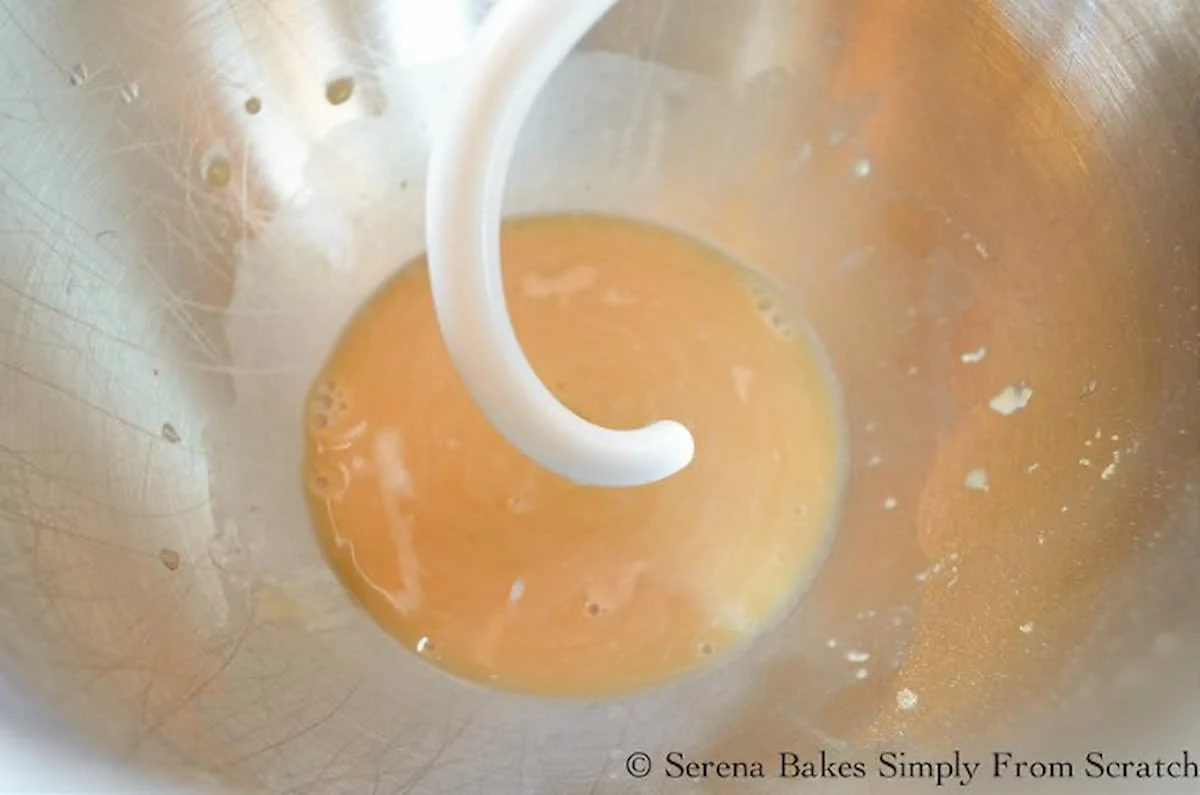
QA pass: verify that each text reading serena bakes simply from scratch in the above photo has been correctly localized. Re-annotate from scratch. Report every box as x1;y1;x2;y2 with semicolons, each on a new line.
622;749;1200;786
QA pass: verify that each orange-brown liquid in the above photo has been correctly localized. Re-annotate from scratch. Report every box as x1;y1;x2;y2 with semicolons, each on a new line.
302;214;845;697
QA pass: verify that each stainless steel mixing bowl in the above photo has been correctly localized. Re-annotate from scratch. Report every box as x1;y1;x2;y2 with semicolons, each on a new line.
1;1;1197;792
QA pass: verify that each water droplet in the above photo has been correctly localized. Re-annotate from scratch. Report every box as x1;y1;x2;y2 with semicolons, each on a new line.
585;601;602;617
896;688;918;710
69;63;90;87
1019;621;1034;634
325;75;356;106
159;548;181;571
698;642;714;656
1101;452;1120;481
883;496;898;510
846;650;870;663
964;468;989;492
960;346;987;364
120;81;140;104
416;636;433;653
854;667;869;680
244;96;262;115
161;422;182;444
852;158;872;178
204;155;232;189
989;383;1034;416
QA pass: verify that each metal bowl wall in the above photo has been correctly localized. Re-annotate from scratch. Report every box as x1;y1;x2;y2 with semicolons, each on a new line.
0;1;1197;793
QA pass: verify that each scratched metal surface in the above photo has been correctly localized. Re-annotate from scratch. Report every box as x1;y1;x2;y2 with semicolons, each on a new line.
0;0;1198;793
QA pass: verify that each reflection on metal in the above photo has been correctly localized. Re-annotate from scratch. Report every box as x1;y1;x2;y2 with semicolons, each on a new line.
0;0;1197;793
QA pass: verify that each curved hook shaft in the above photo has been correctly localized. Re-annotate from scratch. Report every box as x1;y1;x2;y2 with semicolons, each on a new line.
425;0;694;487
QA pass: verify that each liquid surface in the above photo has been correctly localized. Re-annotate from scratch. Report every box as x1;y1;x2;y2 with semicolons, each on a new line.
303;214;845;697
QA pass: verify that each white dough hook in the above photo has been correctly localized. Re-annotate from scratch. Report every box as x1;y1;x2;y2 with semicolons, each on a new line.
425;0;695;488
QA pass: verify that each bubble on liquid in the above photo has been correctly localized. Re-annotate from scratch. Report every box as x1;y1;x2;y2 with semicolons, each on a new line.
244;96;262;115
203;154;233;189
69;63;90;87
743;286;799;340
308;379;353;433
852;158;872;178
309;463;349;499
416;636;434;654
120;81;140;104
896;688;919;711
767;310;797;340
325;75;356;105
